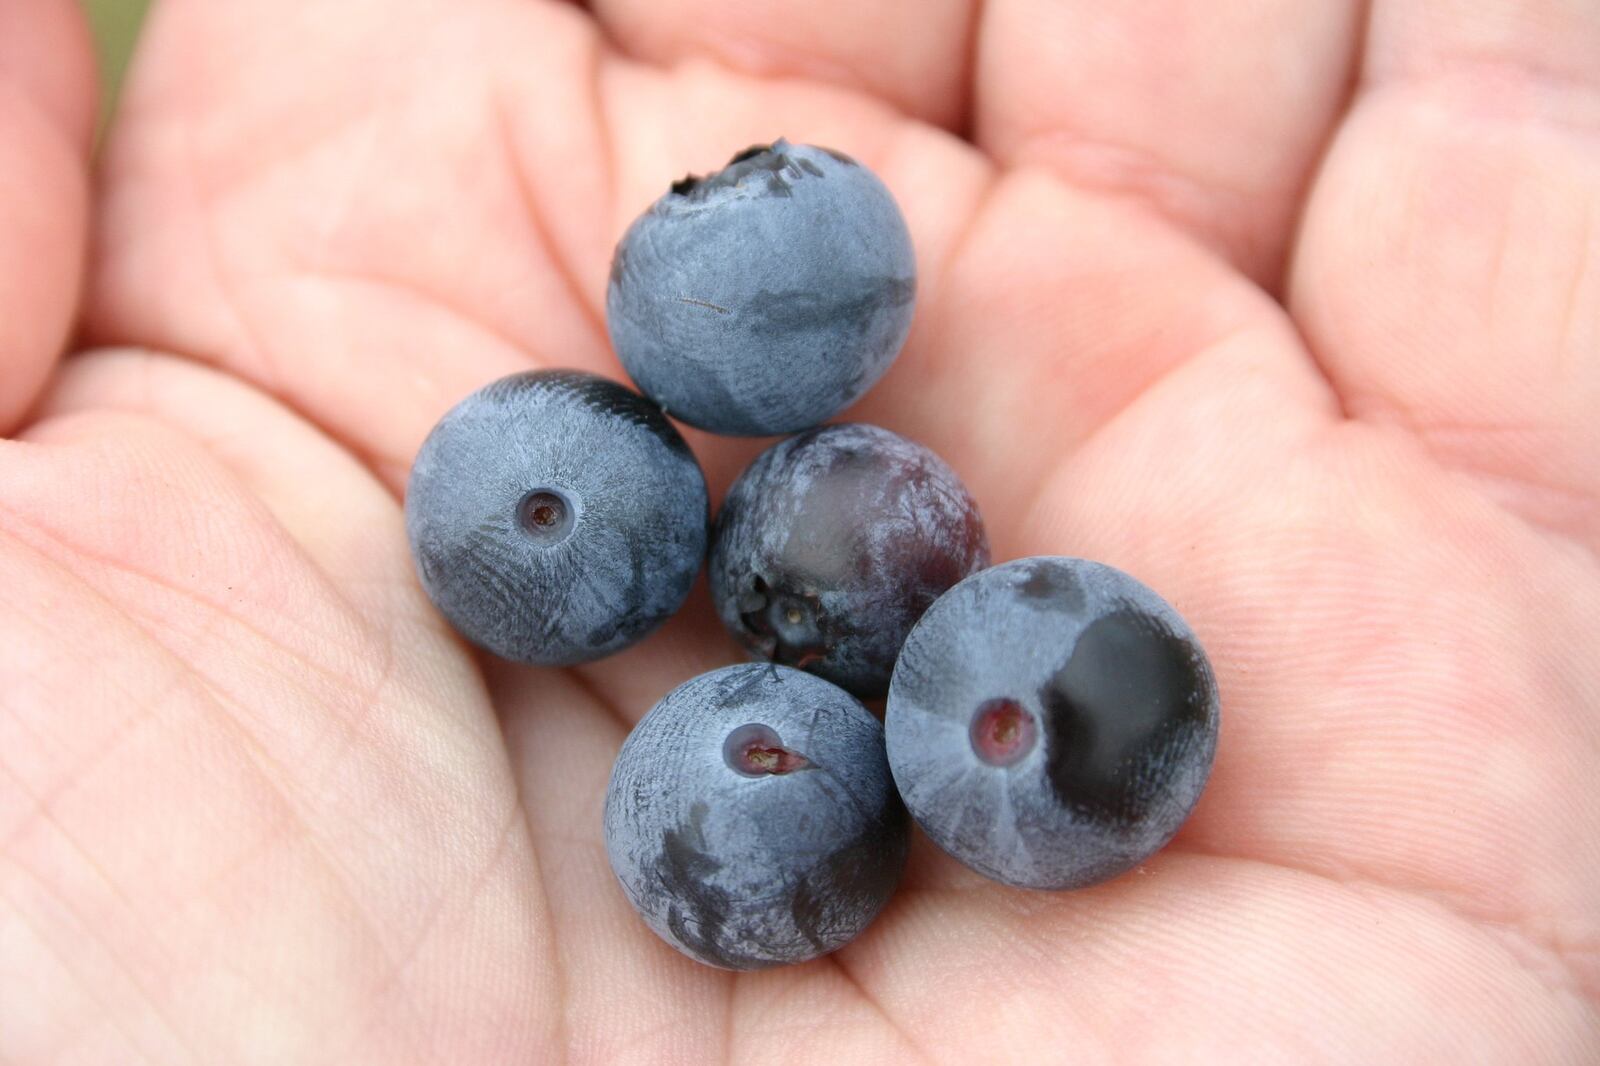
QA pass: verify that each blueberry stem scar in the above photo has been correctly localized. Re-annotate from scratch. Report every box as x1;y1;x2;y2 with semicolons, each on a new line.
743;745;809;775
969;698;1037;767
516;488;575;543
724;722;810;776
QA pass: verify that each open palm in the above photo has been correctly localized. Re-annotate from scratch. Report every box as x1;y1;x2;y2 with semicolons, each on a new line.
4;0;1598;1061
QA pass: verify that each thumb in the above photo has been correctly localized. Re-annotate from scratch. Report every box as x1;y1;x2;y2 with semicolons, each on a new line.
0;0;96;431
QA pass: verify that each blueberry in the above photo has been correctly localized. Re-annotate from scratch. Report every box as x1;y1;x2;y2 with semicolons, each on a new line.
607;140;916;436
885;557;1220;890
604;664;910;970
709;424;989;698
405;370;708;666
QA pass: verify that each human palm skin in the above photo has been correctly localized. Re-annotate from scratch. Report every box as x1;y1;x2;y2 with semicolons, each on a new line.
2;0;1598;1060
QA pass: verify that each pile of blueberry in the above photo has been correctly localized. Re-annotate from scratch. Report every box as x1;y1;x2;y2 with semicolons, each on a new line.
406;140;1221;971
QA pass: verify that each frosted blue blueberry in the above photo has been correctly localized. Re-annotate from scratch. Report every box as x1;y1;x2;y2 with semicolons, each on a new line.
710;423;989;698
405;369;708;666
886;557;1220;890
606;140;916;436
604;664;910;970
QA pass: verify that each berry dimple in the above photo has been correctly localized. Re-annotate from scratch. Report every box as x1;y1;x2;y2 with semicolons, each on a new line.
517;490;574;543
969;699;1036;767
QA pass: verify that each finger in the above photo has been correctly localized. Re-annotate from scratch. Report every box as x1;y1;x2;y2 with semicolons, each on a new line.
0;0;95;430
91;0;624;488
1292;1;1600;547
33;348;431;630
91;0;981;493
588;0;977;129
974;0;1361;284
0;0;97;147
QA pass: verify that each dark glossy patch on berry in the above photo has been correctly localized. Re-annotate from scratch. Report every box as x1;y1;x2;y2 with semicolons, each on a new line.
969;699;1036;767
1041;610;1209;827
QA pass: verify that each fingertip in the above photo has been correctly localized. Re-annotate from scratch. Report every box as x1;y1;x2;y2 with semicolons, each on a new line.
0;0;97;434
33;348;429;624
0;0;100;153
0;91;90;432
590;0;976;130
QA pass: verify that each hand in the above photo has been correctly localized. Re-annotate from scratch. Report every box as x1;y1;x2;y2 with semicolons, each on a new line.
4;0;1598;1060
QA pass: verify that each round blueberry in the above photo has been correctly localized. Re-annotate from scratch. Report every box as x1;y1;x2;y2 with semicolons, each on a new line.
607;140;917;436
885;557;1220;890
405;369;708;666
604;664;910;970
710;424;989;698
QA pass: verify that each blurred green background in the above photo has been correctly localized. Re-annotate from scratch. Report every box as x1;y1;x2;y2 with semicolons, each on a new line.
85;0;153;129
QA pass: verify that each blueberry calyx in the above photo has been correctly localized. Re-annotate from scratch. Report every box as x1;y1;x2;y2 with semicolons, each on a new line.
666;139;824;203
516;488;576;544
969;699;1037;767
723;723;810;777
736;575;830;669
726;143;774;166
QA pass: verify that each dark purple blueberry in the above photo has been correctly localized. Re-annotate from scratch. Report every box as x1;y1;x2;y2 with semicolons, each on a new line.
886;557;1220;890
405;370;708;666
709;423;989;698
606;140;916;436
604;664;910;970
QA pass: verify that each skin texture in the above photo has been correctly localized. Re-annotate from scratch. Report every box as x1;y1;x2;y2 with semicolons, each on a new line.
604;664;910;970
709;423;988;696
887;557;1220;890
405;369;708;666
0;0;92;432
3;0;1600;1062
606;140;916;435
